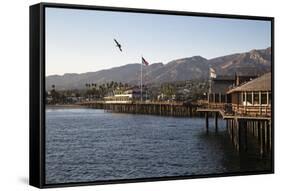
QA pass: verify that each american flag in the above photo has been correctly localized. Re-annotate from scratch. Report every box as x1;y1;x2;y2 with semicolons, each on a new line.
142;57;149;66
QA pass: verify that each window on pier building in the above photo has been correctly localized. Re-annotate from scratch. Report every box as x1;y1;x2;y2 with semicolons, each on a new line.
242;92;246;104
261;92;267;105
246;92;252;105
221;94;226;103
215;94;219;103
253;92;259;105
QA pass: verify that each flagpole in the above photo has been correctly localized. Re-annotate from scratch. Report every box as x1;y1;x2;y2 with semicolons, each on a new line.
145;63;148;101
141;57;143;102
145;64;147;101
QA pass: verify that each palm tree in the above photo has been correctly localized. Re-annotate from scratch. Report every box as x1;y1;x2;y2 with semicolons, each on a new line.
92;83;96;88
110;81;114;88
114;82;118;89
119;82;122;87
50;84;60;104
85;83;90;101
124;83;129;88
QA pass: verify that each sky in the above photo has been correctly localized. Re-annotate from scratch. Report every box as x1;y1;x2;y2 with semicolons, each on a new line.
46;7;271;76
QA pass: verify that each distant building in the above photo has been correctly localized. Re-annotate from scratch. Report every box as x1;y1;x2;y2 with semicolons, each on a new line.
208;75;235;103
104;87;148;103
227;72;271;116
207;68;257;104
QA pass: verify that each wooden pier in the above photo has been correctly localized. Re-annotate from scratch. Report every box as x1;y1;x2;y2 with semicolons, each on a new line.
79;99;272;157
197;107;272;157
79;101;199;117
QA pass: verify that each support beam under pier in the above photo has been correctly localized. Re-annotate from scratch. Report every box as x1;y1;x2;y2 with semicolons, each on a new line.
205;112;209;133
215;112;218;132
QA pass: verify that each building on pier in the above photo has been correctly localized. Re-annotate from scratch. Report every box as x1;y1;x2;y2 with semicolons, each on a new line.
198;72;272;156
207;68;258;104
227;72;271;117
208;75;235;103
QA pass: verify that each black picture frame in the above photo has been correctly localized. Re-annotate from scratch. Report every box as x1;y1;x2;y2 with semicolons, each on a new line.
30;2;274;188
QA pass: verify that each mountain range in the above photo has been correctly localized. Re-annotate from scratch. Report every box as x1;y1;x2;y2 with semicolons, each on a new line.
46;47;271;90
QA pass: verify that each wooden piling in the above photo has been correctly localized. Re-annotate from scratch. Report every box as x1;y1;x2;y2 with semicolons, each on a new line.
268;120;272;151
237;119;241;152
260;121;264;157
215;112;218;132
258;121;261;143
252;120;255;136
264;120;268;152
244;120;248;151
231;120;234;142
205;112;209;133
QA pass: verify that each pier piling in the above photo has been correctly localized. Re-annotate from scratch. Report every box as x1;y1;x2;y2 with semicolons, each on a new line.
205;112;209;133
215;112;218;132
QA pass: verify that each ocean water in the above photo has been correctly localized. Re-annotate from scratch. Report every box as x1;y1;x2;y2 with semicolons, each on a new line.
45;108;271;184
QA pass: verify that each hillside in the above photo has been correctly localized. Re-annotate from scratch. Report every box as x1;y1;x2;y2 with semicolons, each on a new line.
46;47;271;90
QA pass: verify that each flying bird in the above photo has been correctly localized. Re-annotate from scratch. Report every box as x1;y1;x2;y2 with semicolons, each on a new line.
114;39;122;52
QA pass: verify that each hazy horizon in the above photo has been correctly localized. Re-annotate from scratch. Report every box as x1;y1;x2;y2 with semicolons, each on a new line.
46;7;271;76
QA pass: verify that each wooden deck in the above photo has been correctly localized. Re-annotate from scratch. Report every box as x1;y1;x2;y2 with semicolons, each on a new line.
197;108;271;120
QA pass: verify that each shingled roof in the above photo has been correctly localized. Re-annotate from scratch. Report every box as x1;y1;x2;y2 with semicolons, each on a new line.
227;72;271;94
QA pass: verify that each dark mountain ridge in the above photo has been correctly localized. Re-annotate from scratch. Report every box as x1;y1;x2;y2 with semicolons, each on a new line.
46;47;271;90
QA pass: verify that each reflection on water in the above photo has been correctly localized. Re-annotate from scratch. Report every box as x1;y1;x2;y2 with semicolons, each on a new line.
45;108;271;184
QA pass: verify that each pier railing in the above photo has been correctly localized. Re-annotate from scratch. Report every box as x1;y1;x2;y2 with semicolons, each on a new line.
231;104;271;117
199;102;271;117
